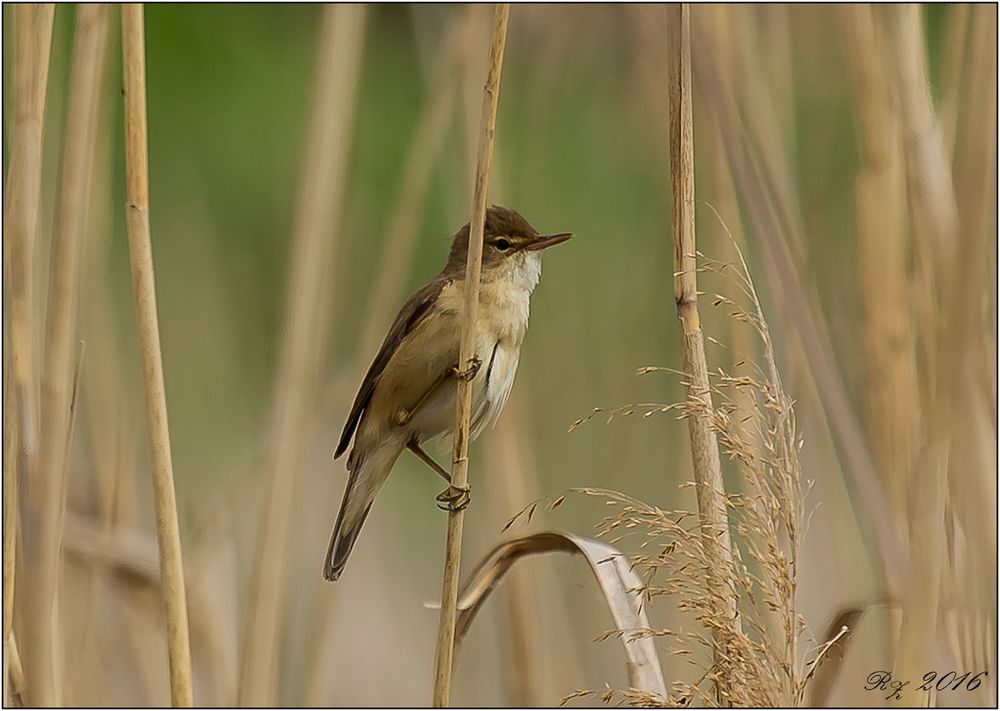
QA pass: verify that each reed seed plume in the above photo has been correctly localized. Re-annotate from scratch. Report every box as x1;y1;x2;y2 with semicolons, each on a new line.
545;249;813;707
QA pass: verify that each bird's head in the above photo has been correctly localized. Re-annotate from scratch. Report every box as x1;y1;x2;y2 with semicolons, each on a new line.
445;206;572;285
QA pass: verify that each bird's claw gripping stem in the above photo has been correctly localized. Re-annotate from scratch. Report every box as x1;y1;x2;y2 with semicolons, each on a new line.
451;356;482;382
436;483;471;512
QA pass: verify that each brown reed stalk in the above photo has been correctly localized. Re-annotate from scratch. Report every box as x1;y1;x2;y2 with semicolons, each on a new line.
4;4;54;707
880;5;993;700
237;6;367;705
446;20;554;702
3;362;16;707
431;5;509;707
666;4;740;701
31;7;109;706
938;9;997;703
691;10;910;599
8;634;25;706
840;5;918;527
4;2;53;485
120;5;193;705
486;407;542;706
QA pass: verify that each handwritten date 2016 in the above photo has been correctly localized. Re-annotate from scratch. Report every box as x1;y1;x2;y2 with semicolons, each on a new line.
865;671;989;700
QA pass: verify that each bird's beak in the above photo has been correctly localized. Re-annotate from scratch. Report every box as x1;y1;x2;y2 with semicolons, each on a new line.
523;232;573;252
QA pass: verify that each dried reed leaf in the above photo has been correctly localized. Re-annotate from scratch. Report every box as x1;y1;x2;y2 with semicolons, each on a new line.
452;530;668;700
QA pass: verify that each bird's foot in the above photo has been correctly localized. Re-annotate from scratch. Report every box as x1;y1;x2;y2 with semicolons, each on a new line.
451;356;482;382
436;483;471;512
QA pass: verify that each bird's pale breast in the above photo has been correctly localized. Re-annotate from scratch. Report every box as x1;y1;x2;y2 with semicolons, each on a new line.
362;251;539;449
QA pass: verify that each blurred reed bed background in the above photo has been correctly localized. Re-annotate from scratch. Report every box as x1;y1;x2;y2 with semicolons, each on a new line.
2;3;996;706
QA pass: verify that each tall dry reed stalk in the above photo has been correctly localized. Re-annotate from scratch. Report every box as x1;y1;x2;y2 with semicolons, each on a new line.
5;4;55;707
237;5;367;705
487;408;543;706
564;245;810;706
431;4;509;707
840;4;918;532
3;363;17;707
691;7;909;600
666;5;739;701
888;5;997;703
120;4;194;705
31;7;110;707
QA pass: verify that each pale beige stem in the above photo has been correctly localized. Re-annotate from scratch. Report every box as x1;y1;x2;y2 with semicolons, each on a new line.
431;4;509;707
3;4;53;498
487;406;543;706
120;4;194;706
32;7;109;706
841;4;919;532
3;365;17;708
237;6;366;706
667;4;739;701
691;9;910;598
4;5;55;707
8;634;25;706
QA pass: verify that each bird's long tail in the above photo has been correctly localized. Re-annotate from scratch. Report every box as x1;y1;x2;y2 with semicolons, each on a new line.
323;438;403;582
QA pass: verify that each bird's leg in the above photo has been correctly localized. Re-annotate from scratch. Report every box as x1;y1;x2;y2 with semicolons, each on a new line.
407;440;450;483
394;371;450;427
406;440;471;512
394;356;483;427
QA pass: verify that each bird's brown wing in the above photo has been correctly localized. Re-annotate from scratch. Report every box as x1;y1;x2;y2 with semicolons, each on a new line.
334;276;450;459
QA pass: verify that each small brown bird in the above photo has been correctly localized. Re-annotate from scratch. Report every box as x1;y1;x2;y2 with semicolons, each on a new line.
324;206;572;581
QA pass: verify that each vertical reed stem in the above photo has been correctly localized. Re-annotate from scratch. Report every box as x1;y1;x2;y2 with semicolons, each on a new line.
431;4;509;707
667;4;739;701
31;7;109;706
4;4;54;706
120;5;194;705
3;364;17;707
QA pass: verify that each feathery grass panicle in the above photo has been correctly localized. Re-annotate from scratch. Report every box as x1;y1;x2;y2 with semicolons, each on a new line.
558;248;811;707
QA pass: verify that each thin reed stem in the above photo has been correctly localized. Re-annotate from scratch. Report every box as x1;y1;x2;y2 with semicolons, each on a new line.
691;10;910;597
666;4;739;699
840;4;918;528
237;5;366;705
431;4;509;707
120;4;193;705
32;7;109;707
3;362;16;708
487;409;543;705
4;4;55;706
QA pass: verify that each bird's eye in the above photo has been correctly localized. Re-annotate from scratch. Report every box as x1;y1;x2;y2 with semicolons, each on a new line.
494;237;511;251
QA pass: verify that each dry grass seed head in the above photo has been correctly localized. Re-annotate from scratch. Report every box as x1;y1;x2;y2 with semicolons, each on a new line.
550;250;813;706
